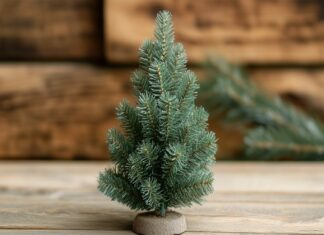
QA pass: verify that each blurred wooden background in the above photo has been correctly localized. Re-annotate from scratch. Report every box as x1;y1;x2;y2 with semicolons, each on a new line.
0;0;323;160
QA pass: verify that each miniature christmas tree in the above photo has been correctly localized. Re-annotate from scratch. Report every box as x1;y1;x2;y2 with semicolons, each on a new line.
98;11;217;227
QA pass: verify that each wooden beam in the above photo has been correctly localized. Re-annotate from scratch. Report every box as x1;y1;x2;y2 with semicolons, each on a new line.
0;63;244;160
0;0;102;60
0;64;132;159
0;64;323;159
105;0;324;64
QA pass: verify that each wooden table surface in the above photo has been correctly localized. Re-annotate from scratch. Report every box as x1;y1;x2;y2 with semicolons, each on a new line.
0;161;323;234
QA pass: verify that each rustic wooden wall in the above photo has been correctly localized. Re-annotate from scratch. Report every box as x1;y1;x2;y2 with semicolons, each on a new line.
0;0;323;159
0;64;323;159
105;0;324;64
0;0;102;60
0;64;129;159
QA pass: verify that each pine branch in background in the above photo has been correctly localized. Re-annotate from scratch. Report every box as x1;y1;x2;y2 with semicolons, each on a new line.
200;57;324;160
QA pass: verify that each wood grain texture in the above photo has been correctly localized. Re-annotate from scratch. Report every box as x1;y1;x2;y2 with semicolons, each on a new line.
0;232;133;235
0;162;323;234
0;64;323;159
105;0;324;64
0;64;132;159
0;232;236;235
0;63;244;160
0;231;250;235
0;0;102;60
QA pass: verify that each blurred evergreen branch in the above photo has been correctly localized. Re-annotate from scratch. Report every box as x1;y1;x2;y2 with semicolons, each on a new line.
200;57;324;160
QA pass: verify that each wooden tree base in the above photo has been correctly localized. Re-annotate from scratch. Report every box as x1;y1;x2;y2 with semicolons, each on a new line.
133;211;186;235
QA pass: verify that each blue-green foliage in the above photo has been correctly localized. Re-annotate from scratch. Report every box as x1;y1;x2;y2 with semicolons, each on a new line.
200;57;324;160
98;11;217;216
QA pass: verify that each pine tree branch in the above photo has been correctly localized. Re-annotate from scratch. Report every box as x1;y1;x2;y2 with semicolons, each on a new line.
149;62;171;98
154;11;174;61
158;93;179;143
140;178;163;210
98;169;147;210
200;57;324;160
177;71;199;115
128;141;160;185
137;93;159;140
139;40;154;73
107;129;132;165
116;100;142;141
169;43;187;76
162;143;188;178
168;171;213;207
131;69;149;96
248;141;324;155
245;127;324;160
190;131;217;166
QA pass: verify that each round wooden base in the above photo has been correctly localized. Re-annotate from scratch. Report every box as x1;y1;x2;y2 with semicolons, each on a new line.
133;211;186;235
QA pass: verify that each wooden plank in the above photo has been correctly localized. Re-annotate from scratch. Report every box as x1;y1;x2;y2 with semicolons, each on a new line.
0;231;256;235
0;231;134;235
0;162;323;234
1;162;324;193
0;232;285;235
0;64;323;159
105;0;324;64
0;63;242;160
0;233;304;235
0;0;102;60
0;64;132;159
1;197;323;233
0;232;244;235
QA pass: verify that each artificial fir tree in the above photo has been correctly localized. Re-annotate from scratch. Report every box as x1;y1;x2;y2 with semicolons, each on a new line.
98;11;217;233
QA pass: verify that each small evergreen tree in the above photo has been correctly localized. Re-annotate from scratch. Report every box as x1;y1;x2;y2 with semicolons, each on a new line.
98;11;217;216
